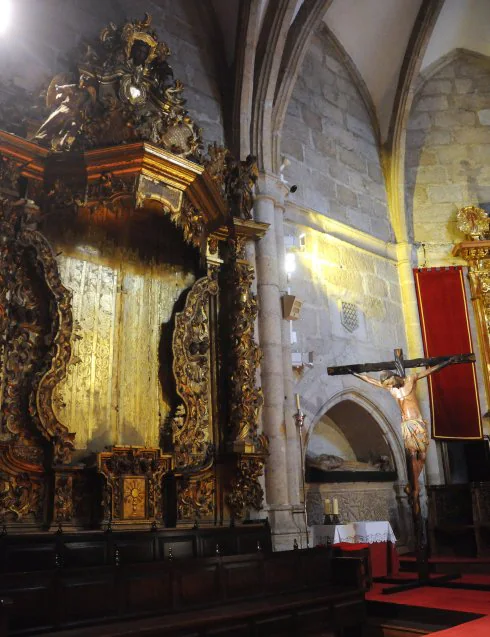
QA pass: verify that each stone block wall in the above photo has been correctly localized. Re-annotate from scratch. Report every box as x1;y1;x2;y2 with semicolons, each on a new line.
281;27;392;242
0;0;224;147
307;483;399;529
284;212;407;447
406;52;490;264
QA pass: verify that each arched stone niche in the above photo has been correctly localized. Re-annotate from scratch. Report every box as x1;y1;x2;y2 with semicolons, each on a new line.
305;391;411;547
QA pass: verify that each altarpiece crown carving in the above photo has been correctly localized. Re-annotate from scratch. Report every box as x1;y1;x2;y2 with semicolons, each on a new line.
0;15;269;531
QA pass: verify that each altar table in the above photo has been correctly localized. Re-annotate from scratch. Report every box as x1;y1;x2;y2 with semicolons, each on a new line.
312;521;399;577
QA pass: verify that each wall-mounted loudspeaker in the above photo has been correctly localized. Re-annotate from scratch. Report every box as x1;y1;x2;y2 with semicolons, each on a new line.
282;294;302;320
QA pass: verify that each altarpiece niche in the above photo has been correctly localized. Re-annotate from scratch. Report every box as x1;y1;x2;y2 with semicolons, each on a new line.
0;14;268;532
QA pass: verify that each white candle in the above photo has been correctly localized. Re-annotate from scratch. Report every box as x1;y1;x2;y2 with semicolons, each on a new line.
295;393;301;411
324;498;331;514
333;498;339;515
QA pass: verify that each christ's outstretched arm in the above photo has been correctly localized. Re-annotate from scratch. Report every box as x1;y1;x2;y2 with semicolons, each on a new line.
416;355;459;380
351;371;383;388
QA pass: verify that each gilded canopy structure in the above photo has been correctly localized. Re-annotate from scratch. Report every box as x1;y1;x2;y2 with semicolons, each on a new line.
0;14;269;531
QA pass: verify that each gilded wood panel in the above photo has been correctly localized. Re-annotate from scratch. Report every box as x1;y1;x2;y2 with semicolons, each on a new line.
53;255;195;452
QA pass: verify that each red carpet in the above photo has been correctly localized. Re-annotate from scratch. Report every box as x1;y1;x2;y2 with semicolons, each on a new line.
367;576;490;635
400;555;490;564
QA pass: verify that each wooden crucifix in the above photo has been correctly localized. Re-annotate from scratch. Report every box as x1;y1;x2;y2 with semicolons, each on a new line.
328;348;475;591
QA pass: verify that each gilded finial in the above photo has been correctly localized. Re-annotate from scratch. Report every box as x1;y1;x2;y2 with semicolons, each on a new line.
457;206;489;240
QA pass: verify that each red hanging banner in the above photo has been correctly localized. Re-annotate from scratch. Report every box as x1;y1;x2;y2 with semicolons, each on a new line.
414;267;482;440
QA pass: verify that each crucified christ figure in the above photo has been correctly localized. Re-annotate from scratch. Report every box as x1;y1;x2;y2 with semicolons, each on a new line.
329;349;474;586
350;356;459;511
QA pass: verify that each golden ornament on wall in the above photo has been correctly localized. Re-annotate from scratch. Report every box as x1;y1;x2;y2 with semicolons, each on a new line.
457;206;490;240
122;477;147;519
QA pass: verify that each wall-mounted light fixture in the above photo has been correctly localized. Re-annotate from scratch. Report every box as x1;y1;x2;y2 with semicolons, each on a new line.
285;252;296;280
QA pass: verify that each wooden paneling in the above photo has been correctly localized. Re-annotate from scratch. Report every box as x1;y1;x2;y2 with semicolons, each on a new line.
223;559;262;600
0;527;364;637
59;570;118;625
175;563;220;607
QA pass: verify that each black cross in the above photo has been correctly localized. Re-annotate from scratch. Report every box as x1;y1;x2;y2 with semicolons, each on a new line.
327;347;476;593
327;348;475;377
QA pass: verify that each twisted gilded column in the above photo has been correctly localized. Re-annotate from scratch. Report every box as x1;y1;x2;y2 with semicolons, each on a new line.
453;206;490;413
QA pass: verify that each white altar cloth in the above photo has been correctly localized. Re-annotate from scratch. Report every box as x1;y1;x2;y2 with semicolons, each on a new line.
312;521;396;546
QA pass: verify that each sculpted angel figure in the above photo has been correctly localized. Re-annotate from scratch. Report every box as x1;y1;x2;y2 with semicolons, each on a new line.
33;74;96;151
225;154;259;220
350;356;459;506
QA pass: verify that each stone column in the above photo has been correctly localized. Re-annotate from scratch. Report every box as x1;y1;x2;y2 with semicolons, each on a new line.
274;200;301;508
397;241;444;485
254;173;293;548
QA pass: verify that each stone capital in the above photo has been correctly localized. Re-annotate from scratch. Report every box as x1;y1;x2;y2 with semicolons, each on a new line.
396;241;417;266
256;171;289;206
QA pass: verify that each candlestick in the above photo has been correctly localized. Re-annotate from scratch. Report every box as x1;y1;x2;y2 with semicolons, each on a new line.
295;393;301;411
295;402;308;548
333;498;339;515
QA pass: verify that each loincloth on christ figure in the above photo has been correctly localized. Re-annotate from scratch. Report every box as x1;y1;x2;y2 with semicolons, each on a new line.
401;418;429;455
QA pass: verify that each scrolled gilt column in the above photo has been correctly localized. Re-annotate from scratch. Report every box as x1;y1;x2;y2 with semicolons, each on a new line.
453;206;490;406
225;232;269;520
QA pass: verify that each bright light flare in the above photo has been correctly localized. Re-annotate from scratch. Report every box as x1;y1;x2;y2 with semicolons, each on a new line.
0;0;12;35
285;252;296;275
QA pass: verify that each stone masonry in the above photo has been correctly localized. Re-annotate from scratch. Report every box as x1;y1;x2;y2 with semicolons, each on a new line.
283;216;406;425
0;0;225;148
406;52;490;263
281;26;393;243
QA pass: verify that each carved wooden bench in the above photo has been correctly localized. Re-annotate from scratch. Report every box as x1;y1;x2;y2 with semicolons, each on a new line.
0;548;365;636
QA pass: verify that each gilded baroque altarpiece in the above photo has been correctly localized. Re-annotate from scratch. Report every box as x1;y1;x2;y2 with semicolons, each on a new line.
0;14;268;531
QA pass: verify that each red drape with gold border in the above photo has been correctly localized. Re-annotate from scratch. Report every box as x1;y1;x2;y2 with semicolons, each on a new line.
414;266;482;440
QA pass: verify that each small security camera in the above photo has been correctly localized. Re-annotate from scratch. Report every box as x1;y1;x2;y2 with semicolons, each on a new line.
290;185;298;193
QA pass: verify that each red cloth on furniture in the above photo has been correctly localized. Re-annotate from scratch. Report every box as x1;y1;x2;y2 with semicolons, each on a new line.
334;541;399;578
335;542;369;551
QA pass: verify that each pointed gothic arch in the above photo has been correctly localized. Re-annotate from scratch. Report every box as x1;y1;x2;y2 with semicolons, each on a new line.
306;390;408;484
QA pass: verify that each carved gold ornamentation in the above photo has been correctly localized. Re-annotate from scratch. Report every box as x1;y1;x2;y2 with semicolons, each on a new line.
33;14;202;157
454;235;490;405
227;456;265;519
172;275;217;470
177;473;215;521
204;142;229;194
226;243;265;452
122;477;146;519
0;154;20;193
0;472;43;522
84;172;137;215
0;443;45;524
204;145;258;220
44;178;84;215
169;196;205;247
54;473;74;523
207;235;219;255
225;155;258;220
457;206;490;240
0;198;75;464
98;446;171;525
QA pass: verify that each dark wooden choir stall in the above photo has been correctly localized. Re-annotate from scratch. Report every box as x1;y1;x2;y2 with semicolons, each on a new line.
0;14;365;637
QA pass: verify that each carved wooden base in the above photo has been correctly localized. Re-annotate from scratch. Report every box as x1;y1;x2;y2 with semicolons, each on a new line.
98;446;172;528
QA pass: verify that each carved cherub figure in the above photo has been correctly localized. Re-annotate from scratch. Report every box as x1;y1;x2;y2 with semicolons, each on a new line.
33;74;96;151
225;154;259;220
